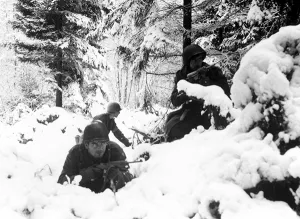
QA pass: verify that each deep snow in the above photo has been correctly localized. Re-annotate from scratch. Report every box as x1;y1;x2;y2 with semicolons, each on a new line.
2;25;300;219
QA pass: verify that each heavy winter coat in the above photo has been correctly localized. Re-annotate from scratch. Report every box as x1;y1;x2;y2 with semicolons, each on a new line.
57;141;127;193
171;63;230;107
165;45;230;142
93;113;130;147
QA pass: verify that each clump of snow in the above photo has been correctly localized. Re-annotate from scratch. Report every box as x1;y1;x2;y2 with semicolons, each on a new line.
247;0;273;24
231;26;300;107
231;24;300;139
6;103;32;125
247;0;265;24
177;80;232;116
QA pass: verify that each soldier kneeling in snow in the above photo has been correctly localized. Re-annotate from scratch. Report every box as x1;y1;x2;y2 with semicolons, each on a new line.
93;102;131;147
58;121;133;193
165;44;231;142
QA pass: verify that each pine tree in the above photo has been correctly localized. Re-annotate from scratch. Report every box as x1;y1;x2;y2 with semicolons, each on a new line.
192;0;300;77
12;0;104;107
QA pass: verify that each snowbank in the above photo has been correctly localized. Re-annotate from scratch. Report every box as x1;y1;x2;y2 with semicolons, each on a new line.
2;25;300;219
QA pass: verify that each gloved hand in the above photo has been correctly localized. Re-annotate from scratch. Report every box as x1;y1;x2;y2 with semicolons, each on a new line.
198;67;210;76
125;141;132;147
207;66;223;80
106;167;126;191
79;165;104;183
177;90;190;103
107;167;120;180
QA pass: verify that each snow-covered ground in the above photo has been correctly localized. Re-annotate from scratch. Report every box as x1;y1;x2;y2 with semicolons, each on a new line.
2;25;300;219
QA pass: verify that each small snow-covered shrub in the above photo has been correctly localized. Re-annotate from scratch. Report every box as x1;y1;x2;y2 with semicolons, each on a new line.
231;25;300;153
231;25;300;211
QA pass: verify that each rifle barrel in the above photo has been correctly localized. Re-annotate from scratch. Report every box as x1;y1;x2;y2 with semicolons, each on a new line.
129;127;150;138
110;160;143;164
127;160;143;164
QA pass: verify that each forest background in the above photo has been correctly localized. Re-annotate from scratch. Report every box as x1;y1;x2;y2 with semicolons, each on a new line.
0;0;299;122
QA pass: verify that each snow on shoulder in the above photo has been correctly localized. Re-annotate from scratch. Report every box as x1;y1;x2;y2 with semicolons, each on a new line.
177;80;232;116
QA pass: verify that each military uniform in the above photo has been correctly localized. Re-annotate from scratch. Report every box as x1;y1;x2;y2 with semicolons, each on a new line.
93;113;130;147
58;122;132;193
58;141;131;193
165;44;231;142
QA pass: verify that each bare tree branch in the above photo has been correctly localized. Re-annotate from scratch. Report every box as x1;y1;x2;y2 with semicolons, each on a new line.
145;71;175;76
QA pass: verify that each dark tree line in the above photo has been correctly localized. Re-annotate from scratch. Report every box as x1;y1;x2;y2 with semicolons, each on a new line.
192;0;300;76
11;0;300;108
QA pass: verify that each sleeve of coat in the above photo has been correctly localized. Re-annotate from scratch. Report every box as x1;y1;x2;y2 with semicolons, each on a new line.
111;120;131;147
170;70;189;107
57;147;102;185
208;66;231;98
57;149;79;185
109;141;127;161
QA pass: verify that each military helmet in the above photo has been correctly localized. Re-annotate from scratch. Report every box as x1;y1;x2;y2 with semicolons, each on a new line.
82;121;109;142
107;102;122;114
182;44;207;66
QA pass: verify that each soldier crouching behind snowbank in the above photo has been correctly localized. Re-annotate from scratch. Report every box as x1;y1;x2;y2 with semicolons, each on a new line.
58;121;133;193
165;44;231;142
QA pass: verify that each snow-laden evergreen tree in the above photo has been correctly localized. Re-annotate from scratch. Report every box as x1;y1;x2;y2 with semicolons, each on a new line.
193;0;300;77
230;24;300;211
12;0;106;107
102;0;182;108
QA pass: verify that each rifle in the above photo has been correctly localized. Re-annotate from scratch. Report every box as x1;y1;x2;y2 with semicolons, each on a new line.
129;127;151;139
100;160;143;170
187;60;222;83
108;160;143;168
129;127;165;145
100;160;143;195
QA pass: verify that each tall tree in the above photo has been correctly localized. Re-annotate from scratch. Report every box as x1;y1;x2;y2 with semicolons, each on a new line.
103;0;182;107
183;0;191;49
12;0;104;107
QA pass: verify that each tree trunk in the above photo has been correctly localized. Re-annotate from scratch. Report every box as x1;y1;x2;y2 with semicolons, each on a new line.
56;73;62;107
183;0;192;49
55;2;63;107
126;73;134;106
117;69;121;102
289;0;300;25
124;68;129;105
55;48;63;107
